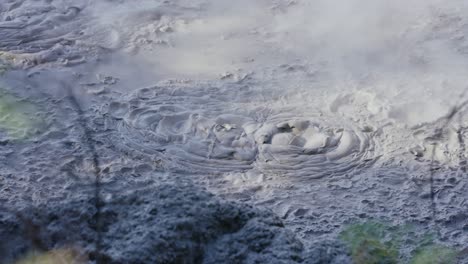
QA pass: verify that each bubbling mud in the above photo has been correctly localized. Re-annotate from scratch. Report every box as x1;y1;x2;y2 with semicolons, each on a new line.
101;84;379;178
255;112;377;178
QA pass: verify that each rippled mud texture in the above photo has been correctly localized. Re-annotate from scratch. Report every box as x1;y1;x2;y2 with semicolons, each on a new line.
0;183;351;264
101;84;377;179
0;1;93;68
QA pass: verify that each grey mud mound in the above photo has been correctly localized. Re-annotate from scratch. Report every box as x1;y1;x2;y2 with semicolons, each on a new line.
0;183;350;263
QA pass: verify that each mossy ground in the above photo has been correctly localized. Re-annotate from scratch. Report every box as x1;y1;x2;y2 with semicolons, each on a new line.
0;89;44;139
340;221;459;264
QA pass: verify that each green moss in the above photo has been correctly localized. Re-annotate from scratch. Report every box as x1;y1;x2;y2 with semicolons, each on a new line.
410;246;457;264
339;222;398;264
0;89;44;139
339;221;459;264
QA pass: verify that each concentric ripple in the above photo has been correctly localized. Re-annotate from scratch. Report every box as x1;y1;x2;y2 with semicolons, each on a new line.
102;85;378;178
104;85;259;173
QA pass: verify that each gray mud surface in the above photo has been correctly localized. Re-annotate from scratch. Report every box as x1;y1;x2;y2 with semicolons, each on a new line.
0;0;467;263
1;183;352;263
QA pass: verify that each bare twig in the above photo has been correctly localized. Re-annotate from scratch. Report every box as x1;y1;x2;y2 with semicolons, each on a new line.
65;86;103;263
457;113;467;174
428;96;468;235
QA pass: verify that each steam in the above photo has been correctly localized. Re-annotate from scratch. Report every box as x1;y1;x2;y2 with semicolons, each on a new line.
268;0;468;125
89;0;468;124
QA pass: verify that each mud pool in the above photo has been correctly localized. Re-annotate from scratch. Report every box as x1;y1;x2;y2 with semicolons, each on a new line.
0;0;467;263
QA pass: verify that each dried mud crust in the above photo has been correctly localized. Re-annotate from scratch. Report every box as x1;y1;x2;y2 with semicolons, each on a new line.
0;183;350;264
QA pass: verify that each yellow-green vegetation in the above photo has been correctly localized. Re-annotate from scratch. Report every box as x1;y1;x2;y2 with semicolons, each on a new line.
340;221;458;264
410;245;458;264
15;249;86;264
340;221;399;264
0;89;44;139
